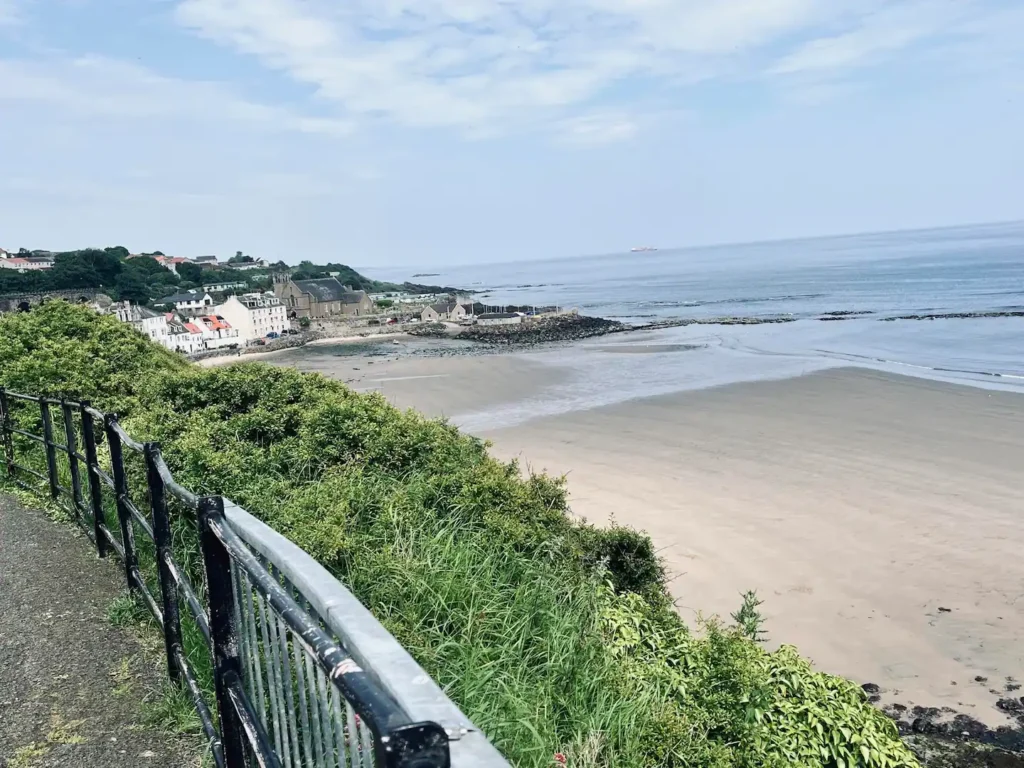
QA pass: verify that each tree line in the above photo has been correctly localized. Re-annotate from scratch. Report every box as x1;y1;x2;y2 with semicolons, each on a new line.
0;247;277;306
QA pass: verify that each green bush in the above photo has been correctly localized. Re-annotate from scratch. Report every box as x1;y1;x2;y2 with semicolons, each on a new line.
0;303;920;768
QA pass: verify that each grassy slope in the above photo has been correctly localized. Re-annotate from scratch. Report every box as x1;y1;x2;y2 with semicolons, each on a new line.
0;303;919;768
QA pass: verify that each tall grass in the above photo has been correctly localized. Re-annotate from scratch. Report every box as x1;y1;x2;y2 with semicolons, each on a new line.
0;303;921;768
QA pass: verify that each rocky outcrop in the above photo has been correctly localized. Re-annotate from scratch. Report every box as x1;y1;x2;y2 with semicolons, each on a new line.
881;311;1024;322
409;322;448;338
632;316;798;332
819;311;875;321
457;314;625;345
451;313;803;347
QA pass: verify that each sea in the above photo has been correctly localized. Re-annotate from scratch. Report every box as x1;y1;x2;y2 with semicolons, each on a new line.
358;221;1024;429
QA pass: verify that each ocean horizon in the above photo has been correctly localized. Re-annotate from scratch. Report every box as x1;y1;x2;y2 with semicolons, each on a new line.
355;220;1024;429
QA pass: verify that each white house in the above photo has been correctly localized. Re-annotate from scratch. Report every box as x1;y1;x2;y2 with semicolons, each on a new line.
215;294;287;345
421;301;469;322
476;312;522;326
128;306;171;347
155;289;214;315
166;317;206;354
105;302;171;348
194;314;240;349
0;257;53;272
225;259;269;272
113;301;238;353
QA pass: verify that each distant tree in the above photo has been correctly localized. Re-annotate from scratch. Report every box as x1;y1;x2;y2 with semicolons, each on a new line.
0;270;46;293
104;246;131;259
229;251;255;264
177;262;203;284
50;257;102;290
271;260;289;271
125;256;170;279
376;299;394;309
82;249;124;285
115;269;150;304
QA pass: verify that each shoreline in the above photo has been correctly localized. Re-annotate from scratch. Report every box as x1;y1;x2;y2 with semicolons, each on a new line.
196;331;410;367
256;337;1024;737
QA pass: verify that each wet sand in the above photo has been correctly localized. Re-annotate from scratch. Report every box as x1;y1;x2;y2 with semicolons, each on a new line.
264;346;1024;725
483;368;1024;725
252;344;572;421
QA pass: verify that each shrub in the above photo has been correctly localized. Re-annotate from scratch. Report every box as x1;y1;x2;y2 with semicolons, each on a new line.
0;303;920;768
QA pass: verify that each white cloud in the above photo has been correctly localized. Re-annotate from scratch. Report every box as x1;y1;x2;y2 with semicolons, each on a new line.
556;112;638;146
770;1;967;76
173;0;839;139
173;0;1022;140
0;54;354;136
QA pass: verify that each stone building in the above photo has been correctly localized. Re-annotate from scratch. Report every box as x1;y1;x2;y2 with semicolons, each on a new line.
273;276;374;318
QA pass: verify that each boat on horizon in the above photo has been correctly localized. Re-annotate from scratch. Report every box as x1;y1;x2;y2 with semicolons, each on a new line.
630;246;658;253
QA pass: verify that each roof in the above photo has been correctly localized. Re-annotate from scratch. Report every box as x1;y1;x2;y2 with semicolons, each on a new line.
428;301;463;313
135;306;161;319
236;294;282;309
202;315;231;331
478;312;520;319
339;291;369;304
156;290;209;305
293;278;349;302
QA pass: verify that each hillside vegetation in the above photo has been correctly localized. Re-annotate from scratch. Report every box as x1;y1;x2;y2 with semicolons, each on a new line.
0;302;919;768
0;247;460;305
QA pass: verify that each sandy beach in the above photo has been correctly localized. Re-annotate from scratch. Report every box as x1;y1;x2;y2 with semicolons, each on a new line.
258;345;1023;725
483;367;1024;725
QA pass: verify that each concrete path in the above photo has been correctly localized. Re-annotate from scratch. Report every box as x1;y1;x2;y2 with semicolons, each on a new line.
0;493;200;768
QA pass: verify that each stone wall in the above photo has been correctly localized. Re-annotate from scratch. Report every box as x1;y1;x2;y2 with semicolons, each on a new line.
0;289;101;313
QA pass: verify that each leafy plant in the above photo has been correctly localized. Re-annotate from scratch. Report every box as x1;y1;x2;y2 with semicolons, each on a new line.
732;590;768;643
0;303;921;768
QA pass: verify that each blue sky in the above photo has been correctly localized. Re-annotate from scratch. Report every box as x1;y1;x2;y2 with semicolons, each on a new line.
1;0;1022;267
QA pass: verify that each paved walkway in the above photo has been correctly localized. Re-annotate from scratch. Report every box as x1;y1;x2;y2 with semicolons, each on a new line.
0;493;199;768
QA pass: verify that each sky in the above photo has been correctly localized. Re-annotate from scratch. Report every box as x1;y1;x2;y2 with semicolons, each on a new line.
1;0;1022;267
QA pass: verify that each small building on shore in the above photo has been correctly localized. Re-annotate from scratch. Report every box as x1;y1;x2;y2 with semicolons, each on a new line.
476;312;522;326
421;301;469;323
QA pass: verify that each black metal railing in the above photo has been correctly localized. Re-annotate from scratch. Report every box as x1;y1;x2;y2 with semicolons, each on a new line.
0;388;454;768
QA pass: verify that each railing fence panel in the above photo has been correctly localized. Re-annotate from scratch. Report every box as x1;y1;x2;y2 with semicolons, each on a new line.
0;387;503;768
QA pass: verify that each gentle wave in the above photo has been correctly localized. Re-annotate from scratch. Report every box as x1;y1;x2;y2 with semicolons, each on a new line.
815;349;1024;381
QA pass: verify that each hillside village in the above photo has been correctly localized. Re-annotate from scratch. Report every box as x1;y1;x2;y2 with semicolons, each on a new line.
0;246;535;355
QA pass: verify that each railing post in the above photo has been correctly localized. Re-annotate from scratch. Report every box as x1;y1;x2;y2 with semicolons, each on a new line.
39;398;60;500
105;414;138;589
60;400;85;519
80;402;108;558
0;388;14;478
199;495;246;768
145;441;184;684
